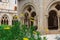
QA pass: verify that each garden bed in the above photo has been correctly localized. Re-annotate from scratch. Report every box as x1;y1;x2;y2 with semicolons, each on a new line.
0;21;47;40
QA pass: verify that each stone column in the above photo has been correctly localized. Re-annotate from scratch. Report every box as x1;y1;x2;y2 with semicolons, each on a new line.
37;0;45;34
9;16;12;25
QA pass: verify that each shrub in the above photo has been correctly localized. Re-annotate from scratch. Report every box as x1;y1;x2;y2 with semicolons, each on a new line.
0;21;47;40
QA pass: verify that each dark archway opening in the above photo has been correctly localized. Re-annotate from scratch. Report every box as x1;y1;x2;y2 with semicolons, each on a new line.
31;12;38;30
31;12;36;25
12;15;18;25
48;10;58;30
1;17;8;25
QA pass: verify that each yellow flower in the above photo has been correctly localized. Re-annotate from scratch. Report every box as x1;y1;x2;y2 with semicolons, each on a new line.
4;27;10;30
23;37;29;40
20;13;24;16
30;20;34;22
30;17;34;22
30;17;34;19
45;28;49;33
33;31;37;34
15;16;19;18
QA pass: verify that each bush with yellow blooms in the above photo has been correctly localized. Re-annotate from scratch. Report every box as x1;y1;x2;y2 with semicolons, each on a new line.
0;21;47;40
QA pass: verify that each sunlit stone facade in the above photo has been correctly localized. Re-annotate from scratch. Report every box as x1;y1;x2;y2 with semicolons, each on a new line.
17;0;60;34
0;0;18;25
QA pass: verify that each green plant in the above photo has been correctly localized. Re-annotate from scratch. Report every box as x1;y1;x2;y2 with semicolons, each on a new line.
43;37;47;40
0;21;47;40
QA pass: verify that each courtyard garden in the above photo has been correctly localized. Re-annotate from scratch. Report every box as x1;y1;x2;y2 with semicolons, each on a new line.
0;21;47;40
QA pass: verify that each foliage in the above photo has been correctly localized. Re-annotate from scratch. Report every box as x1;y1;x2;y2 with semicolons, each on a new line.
0;21;47;40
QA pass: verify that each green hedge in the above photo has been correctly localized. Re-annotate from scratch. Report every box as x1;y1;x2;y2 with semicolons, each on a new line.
0;21;47;40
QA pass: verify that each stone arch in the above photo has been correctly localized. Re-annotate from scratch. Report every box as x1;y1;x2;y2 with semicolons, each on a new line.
21;2;37;15
13;15;18;19
1;14;11;20
47;1;60;30
0;13;12;25
12;15;18;25
21;4;38;30
1;14;9;25
47;0;60;11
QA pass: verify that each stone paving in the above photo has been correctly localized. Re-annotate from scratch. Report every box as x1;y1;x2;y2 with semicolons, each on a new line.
42;34;60;40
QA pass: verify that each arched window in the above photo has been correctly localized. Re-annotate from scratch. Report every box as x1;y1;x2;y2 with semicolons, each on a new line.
23;5;38;30
1;15;8;25
48;10;58;30
12;15;18;25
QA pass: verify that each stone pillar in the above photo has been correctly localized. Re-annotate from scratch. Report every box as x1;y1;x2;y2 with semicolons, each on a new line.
9;16;12;25
45;15;49;34
38;0;45;34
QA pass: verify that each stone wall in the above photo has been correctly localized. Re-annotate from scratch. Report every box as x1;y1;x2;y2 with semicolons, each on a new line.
17;0;60;34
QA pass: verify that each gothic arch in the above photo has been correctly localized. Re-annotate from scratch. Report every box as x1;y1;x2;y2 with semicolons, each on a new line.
21;4;38;30
1;14;10;20
12;15;18;25
47;1;60;30
13;15;18;19
47;0;60;11
21;2;37;15
1;14;9;25
0;13;12;25
48;10;58;30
